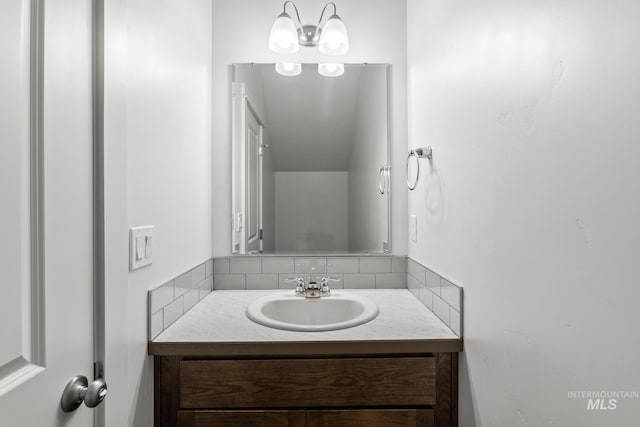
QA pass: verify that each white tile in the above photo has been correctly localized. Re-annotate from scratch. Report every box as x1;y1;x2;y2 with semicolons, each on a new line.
230;257;262;274
198;276;213;299
246;274;279;289
150;282;174;313
191;264;206;285
449;307;461;336
213;258;230;274
205;259;214;277
200;276;213;290
294;258;327;274
150;309;163;339
426;269;441;296
419;288;433;310
163;296;184;329
407;258;426;285
359;257;391;273
199;288;212;300
183;289;199;312
175;271;192;297
432;293;450;325
391;257;408;273
327;258;359;273
441;279;461;311
214;274;246;290
343;273;375;289
375;273;406;289
407;273;423;291
262;257;294;274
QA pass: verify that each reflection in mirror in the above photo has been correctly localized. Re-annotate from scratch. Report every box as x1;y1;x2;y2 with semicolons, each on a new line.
231;63;390;254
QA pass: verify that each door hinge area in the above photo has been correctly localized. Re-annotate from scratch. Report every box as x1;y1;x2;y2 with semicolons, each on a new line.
94;361;104;379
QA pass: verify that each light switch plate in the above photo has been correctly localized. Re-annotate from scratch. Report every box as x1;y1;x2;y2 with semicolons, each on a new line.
410;215;418;242
130;226;154;270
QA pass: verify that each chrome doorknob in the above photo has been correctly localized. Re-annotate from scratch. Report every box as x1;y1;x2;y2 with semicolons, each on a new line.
61;375;108;412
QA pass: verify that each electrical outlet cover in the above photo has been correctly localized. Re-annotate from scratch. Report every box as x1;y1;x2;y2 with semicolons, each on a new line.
410;215;418;242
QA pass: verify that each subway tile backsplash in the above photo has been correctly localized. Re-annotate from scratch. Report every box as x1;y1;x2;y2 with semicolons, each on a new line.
148;259;214;340
359;257;392;273
213;256;407;290
148;255;463;340
343;273;376;288
406;257;463;337
294;258;327;274
262;257;294;274
327;257;359;273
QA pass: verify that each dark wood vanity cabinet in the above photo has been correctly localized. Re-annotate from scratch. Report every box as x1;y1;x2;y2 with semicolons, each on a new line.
154;353;457;427
177;409;434;427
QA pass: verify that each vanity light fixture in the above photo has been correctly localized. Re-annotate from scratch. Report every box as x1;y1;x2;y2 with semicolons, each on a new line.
275;62;302;76
318;63;344;77
268;2;350;55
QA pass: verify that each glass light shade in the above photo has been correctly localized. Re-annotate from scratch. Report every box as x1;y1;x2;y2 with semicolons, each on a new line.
275;63;302;77
318;63;344;77
269;13;300;53
318;15;349;55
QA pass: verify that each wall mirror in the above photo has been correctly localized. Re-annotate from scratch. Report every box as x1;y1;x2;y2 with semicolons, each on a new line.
231;63;391;254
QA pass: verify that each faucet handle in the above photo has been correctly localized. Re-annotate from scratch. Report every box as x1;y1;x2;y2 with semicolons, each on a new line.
320;276;340;296
285;277;306;296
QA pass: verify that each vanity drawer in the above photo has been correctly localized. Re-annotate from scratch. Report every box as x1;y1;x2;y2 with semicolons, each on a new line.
307;409;435;427
180;357;436;408
177;410;305;427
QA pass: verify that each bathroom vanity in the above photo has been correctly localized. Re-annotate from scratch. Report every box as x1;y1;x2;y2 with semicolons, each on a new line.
149;290;462;427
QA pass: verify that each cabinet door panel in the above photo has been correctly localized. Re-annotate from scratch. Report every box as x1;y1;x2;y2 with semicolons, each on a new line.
307;409;434;427
178;410;305;427
180;357;436;408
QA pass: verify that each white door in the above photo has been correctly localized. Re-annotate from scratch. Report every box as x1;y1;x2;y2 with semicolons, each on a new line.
245;104;263;254
0;0;99;426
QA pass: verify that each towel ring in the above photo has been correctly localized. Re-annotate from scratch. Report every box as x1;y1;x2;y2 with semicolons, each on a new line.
378;165;390;194
378;166;386;194
406;147;433;191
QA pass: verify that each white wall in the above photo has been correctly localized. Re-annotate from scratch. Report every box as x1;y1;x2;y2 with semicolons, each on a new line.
407;0;640;425
275;172;349;252
348;66;389;252
103;1;213;426
213;0;408;255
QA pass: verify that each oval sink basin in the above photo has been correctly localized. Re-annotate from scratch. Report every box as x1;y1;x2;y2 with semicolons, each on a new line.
246;293;379;332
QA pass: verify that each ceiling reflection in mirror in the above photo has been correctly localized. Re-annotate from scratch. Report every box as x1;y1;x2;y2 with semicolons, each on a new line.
231;63;390;254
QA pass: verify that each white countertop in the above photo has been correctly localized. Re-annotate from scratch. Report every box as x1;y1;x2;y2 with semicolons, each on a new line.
154;289;458;342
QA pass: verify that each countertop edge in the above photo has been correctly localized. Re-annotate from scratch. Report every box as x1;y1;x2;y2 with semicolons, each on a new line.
148;338;463;357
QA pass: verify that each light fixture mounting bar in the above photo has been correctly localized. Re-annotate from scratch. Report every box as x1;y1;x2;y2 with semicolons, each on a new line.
280;1;339;47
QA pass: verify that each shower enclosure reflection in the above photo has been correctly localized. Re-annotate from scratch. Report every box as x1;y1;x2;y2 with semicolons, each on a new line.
231;63;390;254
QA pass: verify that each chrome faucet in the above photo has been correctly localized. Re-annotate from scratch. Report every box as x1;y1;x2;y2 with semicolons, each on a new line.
320;276;340;296
285;277;306;297
284;276;340;298
285;276;340;298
